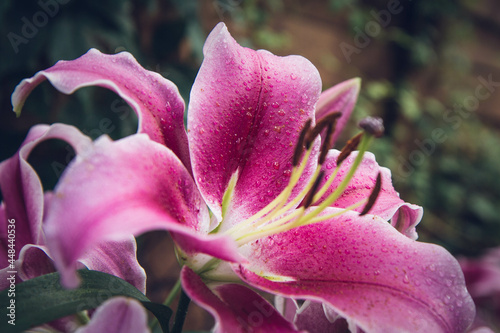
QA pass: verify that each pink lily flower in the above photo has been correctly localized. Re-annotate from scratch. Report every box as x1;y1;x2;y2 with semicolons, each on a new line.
0;123;147;332
459;248;500;332
12;22;475;332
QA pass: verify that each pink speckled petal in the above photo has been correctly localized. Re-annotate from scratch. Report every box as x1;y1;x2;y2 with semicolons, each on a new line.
188;23;321;226
0;124;92;260
316;78;361;145
43;134;241;288
181;266;302;333
235;208;475;333
318;150;423;239
75;297;149;333
12;49;190;169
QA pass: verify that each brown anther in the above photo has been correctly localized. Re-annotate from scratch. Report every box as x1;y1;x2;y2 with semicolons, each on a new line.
304;112;341;149
336;132;363;165
302;170;325;208
318;121;335;165
360;172;382;216
293;119;312;166
359;117;384;138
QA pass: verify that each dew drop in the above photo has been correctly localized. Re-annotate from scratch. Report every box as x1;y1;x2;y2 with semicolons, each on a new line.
290;73;297;80
271;102;280;108
272;161;280;170
278;109;286;116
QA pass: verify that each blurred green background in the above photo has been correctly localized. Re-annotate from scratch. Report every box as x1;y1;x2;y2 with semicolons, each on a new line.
1;0;500;329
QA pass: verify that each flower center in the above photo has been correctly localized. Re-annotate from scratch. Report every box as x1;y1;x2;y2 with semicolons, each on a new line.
224;115;384;247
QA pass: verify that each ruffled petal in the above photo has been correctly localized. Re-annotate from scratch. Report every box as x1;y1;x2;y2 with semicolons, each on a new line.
316;78;361;145
0;124;93;256
43;134;241;288
77;237;146;294
181;266;302;333
318;150;423;239
17;245;55;281
75;297;149;333
12;48;190;170
188;22;321;226
236;209;475;333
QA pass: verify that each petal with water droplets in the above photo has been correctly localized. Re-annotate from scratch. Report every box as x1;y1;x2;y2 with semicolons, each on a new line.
235;208;475;333
188;23;321;229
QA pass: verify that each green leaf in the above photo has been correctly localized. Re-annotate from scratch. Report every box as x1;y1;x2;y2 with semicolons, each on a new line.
0;270;172;333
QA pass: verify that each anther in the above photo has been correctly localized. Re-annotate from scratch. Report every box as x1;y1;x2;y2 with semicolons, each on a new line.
302;170;325;209
305;112;341;149
359;117;384;138
293;119;312;166
337;132;363;165
318;121;334;165
360;172;382;216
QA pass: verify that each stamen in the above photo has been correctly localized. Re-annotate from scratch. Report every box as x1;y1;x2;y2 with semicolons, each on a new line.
360;172;382;216
337;132;362;165
318;121;334;165
229;117;385;248
293;132;373;226
225;145;315;238
302;171;325;209
293;119;312;166
305;112;341;149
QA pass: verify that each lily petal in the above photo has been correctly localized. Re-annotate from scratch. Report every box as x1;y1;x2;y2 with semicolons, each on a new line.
181;266;302;333
0;124;92;255
78;237;146;294
316;78;361;145
44;134;241;288
318;150;423;239
236;209;475;333
293;300;350;333
74;297;149;333
11;48;190;170
188;22;321;226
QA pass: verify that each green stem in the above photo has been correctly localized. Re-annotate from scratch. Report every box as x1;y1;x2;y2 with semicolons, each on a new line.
171;288;191;333
164;279;182;307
